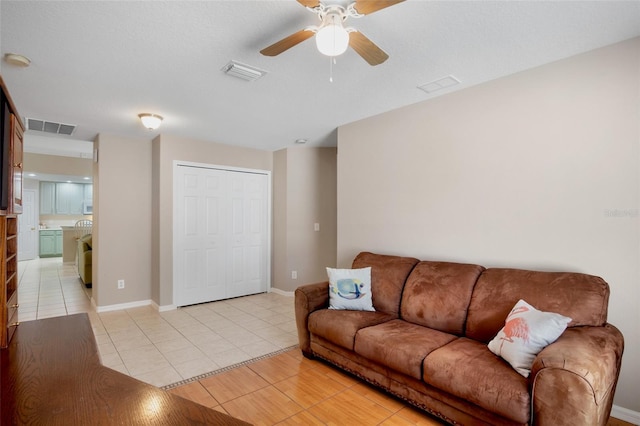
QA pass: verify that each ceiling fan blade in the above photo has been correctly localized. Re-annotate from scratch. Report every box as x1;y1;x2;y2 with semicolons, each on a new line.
260;29;315;56
297;0;320;7
349;31;389;66
352;0;405;15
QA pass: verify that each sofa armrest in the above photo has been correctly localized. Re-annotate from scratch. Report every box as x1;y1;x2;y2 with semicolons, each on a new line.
294;282;329;356
530;324;624;426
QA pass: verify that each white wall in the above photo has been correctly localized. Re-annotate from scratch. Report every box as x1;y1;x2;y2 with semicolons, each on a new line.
337;37;639;413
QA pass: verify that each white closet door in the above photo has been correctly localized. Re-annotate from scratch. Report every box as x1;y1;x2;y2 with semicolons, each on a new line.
174;165;268;307
228;172;268;298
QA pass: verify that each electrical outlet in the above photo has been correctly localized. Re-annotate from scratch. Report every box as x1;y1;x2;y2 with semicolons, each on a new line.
314;223;320;231
117;279;125;289
291;271;297;280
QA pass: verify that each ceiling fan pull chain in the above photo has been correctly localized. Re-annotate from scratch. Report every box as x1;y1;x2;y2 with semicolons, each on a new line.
328;57;338;83
329;56;334;82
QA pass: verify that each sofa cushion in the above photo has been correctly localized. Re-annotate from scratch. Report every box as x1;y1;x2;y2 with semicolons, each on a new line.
354;319;456;380
308;309;395;351
352;252;420;316
400;261;485;335
466;268;609;343
327;267;374;311
423;338;530;424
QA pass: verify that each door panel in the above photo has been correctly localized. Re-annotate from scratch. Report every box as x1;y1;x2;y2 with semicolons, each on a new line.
175;165;268;307
18;189;37;261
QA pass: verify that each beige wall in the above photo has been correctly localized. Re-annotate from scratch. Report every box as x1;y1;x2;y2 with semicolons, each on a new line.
152;134;273;307
272;147;337;291
95;132;330;308
337;37;639;412
93;134;153;307
24;152;93;177
272;149;288;290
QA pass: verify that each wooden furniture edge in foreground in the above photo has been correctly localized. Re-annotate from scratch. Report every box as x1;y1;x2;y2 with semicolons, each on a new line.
0;313;249;425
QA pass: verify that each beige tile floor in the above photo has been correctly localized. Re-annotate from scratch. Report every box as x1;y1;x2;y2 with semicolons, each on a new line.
17;257;298;388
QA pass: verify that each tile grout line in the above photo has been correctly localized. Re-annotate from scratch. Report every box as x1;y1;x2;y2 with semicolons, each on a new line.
161;344;299;391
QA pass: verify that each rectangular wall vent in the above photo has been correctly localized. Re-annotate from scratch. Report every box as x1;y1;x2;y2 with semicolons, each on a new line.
26;118;76;136
418;75;461;94
221;60;267;82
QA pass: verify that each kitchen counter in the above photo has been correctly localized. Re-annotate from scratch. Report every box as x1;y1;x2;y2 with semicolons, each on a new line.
61;227;79;263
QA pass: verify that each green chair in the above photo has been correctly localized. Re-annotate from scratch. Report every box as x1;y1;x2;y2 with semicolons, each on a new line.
77;233;92;288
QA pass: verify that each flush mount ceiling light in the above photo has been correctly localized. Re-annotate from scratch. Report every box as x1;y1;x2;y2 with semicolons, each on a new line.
138;113;163;130
4;53;31;67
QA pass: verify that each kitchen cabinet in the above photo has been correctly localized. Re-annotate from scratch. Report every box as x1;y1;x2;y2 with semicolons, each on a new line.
39;182;55;214
84;183;92;203
39;229;62;257
55;182;84;215
39;182;92;215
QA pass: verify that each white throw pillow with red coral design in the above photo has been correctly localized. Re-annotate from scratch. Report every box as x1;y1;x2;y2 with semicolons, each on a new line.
488;299;572;377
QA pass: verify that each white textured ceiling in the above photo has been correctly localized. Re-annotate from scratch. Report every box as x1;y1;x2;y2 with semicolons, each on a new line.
1;1;640;155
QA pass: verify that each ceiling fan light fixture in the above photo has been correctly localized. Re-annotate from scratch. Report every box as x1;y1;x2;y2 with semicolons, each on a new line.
138;113;163;130
315;13;349;57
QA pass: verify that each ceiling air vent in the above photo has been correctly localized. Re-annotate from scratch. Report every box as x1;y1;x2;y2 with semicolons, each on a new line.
26;118;76;136
221;60;267;82
418;75;460;94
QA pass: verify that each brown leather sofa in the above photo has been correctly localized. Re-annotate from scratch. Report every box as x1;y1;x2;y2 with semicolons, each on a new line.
295;252;624;426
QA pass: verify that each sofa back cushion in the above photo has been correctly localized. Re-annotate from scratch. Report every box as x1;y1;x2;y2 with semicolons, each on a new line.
352;252;420;316
400;261;485;335
465;268;610;343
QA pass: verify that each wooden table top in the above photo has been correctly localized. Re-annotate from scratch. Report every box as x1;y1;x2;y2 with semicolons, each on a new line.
0;313;250;425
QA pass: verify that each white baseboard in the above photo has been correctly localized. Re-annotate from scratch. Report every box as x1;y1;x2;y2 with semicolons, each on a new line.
94;299;153;313
269;287;294;297
144;290;292;312
151;301;177;312
612;405;640;425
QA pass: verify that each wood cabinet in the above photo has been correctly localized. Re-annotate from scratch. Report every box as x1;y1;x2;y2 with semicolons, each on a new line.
0;216;18;347
9;114;22;214
0;75;24;348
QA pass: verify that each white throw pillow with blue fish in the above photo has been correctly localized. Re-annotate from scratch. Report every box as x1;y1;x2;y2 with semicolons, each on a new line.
327;267;374;311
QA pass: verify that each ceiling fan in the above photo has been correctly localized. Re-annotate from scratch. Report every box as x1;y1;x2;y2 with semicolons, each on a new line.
260;0;405;66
